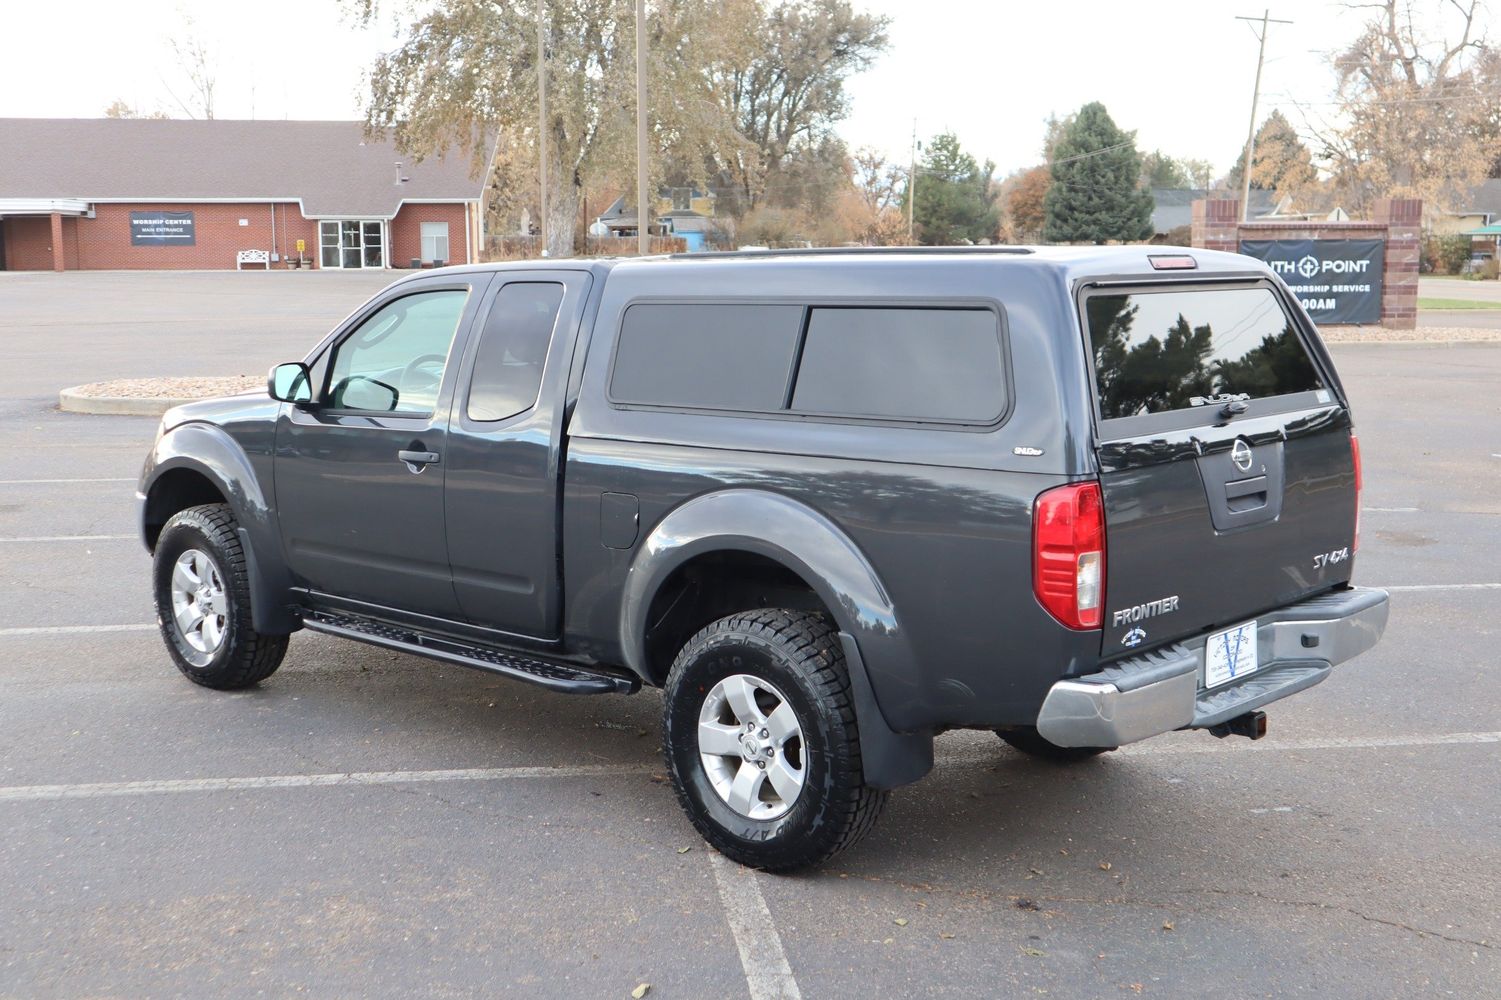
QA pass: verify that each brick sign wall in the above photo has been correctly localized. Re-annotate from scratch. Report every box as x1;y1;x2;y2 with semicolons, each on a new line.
1191;198;1421;329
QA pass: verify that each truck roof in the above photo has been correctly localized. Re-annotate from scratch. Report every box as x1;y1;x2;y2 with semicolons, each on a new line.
421;244;1269;288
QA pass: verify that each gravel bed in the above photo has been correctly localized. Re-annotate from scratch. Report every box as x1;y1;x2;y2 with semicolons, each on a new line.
64;376;265;399
1319;325;1501;343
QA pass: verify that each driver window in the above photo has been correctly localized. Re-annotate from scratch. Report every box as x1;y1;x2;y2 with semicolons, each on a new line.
327;289;468;414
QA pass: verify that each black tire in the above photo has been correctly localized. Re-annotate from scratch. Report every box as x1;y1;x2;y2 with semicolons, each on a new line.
662;609;887;873
997;727;1114;762
153;503;288;690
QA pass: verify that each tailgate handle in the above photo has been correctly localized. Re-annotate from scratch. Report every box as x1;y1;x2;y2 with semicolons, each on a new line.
1224;475;1268;512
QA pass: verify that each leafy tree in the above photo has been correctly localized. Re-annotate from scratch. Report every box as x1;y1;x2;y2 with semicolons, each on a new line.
909;132;998;245
1225;110;1319;199
1139;150;1189;189
1043;102;1153;244
103;100;169;120
845;146;907;244
1178;158;1217;191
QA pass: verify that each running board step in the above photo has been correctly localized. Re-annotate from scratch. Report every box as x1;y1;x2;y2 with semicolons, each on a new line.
302;612;638;695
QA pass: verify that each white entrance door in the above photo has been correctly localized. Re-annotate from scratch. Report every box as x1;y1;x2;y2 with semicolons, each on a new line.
319;220;386;269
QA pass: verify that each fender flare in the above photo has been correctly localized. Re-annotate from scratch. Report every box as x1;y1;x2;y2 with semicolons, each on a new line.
620;489;932;788
140;423;298;634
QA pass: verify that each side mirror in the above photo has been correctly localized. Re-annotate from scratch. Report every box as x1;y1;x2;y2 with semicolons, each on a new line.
268;362;312;404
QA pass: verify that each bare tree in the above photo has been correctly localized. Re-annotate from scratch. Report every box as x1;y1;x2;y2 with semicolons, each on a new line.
162;16;217;119
1303;0;1496;214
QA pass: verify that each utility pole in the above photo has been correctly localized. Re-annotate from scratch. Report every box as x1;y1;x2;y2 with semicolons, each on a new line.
907;120;917;244
636;0;650;256
1235;10;1293;223
537;0;549;256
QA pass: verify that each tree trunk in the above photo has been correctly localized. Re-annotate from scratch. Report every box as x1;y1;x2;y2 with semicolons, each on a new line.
545;178;579;258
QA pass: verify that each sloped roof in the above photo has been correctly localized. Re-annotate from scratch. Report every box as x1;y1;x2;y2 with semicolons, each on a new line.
1150;188;1279;234
0;118;479;218
1456;178;1501;217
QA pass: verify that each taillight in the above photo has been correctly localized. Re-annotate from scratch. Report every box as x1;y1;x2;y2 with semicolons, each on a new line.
1033;482;1106;630
1351;433;1363;551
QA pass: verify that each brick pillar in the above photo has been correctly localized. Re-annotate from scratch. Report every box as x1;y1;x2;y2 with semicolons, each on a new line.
1373;198;1421;330
1191;199;1241;253
49;213;65;272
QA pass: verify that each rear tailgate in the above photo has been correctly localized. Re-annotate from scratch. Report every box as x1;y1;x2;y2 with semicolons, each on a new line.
1081;278;1359;655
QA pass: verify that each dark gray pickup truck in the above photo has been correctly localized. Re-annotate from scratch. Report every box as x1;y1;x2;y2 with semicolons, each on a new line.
139;246;1388;870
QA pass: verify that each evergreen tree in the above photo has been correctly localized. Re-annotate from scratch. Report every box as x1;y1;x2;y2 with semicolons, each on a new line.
909;132;998;245
1043;102;1154;244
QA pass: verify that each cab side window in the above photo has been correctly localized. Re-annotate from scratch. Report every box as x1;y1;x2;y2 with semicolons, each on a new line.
466;282;565;422
327;289;468;414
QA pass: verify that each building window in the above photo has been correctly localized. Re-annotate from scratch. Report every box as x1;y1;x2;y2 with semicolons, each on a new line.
421;222;450;264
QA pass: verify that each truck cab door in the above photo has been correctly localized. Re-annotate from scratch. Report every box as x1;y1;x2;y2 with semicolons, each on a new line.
274;275;490;621
443;270;593;639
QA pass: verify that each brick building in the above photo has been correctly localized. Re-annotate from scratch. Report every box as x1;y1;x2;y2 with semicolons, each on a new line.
0;119;481;272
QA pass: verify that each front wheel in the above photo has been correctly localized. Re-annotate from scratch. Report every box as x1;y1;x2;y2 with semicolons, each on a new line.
662;610;886;872
153;503;288;689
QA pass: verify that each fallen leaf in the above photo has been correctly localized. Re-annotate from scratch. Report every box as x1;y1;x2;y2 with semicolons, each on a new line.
1015;898;1040;911
1162;920;1174;931
940;932;956;940
1021;946;1046;957
1098;862;1112;871
676;846;692;854
1029;867;1044;876
893;918;908;927
882;937;894;945
631;985;650;999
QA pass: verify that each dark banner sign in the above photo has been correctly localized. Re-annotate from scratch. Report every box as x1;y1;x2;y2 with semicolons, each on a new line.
130;211;196;246
1238;238;1384;325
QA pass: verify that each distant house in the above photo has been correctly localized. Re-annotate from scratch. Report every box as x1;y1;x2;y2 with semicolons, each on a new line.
1428;177;1501;258
596;186;717;251
1150;188;1280;238
0;118;480;271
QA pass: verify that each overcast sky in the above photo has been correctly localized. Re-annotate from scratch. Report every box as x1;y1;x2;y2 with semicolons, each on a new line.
2;1;1486;179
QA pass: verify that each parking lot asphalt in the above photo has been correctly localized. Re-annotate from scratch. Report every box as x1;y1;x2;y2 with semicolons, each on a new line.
2;272;1499;999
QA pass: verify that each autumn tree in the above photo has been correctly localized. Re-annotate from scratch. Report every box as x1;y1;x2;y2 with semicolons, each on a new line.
844;147;907;244
349;0;752;257
1004;165;1050;243
163;18;216;119
1043;102;1153;244
1225;110;1319;201
714;0;890;212
103;100;169;120
1310;0;1497;215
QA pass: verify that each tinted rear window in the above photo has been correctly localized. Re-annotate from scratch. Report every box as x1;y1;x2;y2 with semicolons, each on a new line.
1085;287;1323;420
610;303;803;410
790;307;1006;423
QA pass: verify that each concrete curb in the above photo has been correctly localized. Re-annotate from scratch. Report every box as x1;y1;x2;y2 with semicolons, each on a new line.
58;388;204;417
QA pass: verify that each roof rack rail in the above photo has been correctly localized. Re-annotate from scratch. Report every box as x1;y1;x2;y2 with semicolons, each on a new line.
667;245;1036;261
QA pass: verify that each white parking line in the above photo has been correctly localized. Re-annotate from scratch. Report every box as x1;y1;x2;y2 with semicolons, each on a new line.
1120;731;1501;756
709;851;803;1000
0;534;134;543
0;763;648;803
0;624;156;637
1363;506;1419;512
1386;583;1501;592
0;478;135;485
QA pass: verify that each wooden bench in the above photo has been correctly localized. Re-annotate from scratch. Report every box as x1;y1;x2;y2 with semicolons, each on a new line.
236;249;271;270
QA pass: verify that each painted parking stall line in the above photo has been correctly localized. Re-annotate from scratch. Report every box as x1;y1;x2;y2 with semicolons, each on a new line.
0;534;135;543
0;477;136;485
709;851;803;1000
0;624;157;637
0;763;651;803
1385;582;1501;592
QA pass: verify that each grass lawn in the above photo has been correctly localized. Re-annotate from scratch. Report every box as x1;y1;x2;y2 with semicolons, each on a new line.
1416;297;1501;310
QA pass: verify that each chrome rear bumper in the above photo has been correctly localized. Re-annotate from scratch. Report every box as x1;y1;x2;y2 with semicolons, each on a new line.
1035;587;1390;748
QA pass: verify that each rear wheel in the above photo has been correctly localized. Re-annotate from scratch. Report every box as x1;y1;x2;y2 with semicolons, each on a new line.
662;609;886;872
997;727;1114;762
153;504;287;689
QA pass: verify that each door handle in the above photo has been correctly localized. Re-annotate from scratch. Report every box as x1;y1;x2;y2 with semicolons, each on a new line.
398;449;440;473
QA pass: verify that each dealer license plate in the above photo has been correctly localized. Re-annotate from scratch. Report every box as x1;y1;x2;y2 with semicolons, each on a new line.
1204;620;1259;689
